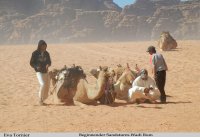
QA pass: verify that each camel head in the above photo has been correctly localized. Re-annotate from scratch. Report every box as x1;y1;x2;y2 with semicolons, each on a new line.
121;69;135;85
117;64;137;85
98;66;113;81
114;63;138;84
97;66;116;104
90;66;115;79
90;66;115;92
114;64;124;81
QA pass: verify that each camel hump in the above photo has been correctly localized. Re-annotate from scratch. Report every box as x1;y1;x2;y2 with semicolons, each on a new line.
55;65;86;89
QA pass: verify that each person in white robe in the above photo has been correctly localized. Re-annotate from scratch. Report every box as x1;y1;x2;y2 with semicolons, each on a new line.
128;69;160;104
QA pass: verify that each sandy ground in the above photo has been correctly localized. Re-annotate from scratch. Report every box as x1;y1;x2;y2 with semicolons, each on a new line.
0;41;200;132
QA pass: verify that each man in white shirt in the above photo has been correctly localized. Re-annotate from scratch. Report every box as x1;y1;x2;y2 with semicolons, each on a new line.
128;69;160;104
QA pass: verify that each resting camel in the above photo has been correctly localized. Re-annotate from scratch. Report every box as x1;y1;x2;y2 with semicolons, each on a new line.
113;64;138;101
90;64;139;102
73;66;115;106
49;65;86;104
49;66;115;106
158;31;177;51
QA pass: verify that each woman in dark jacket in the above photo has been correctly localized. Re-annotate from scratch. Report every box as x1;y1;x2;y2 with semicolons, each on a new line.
30;40;51;105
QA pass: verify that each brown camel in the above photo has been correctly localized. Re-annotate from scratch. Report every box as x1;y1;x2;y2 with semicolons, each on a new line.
158;31;177;51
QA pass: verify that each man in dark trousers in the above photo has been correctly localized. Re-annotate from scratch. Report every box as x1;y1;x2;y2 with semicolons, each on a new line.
147;46;168;103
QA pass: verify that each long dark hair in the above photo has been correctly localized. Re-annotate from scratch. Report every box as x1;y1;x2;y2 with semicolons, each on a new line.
37;40;47;51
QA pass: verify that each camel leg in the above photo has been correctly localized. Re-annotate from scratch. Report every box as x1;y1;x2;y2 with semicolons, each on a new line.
73;100;87;107
53;92;60;104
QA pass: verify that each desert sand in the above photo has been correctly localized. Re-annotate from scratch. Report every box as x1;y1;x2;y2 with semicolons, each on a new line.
0;41;200;132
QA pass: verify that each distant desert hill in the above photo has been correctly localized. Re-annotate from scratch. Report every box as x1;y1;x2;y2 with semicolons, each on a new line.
0;0;200;44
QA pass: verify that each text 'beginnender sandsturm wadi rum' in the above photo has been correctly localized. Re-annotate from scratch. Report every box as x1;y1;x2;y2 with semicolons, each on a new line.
0;0;200;133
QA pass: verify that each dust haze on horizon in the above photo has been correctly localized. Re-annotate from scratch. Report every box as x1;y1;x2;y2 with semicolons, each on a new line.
0;0;199;45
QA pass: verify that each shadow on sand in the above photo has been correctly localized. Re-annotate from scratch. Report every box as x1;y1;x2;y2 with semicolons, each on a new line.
165;101;192;104
108;102;131;107
136;105;162;109
33;100;192;107
162;48;181;52
166;95;173;97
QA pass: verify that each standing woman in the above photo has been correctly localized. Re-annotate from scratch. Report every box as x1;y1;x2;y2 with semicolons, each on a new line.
146;46;168;103
30;40;51;105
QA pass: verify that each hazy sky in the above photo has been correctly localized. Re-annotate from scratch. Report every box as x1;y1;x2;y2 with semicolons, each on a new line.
113;0;187;8
113;0;135;8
